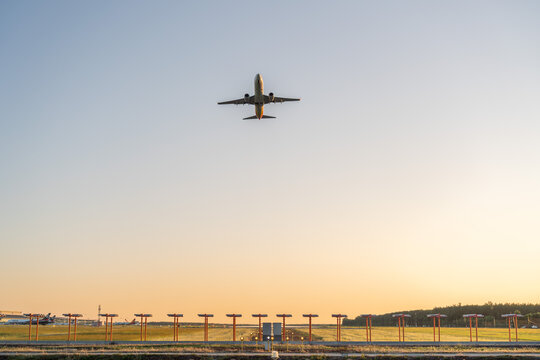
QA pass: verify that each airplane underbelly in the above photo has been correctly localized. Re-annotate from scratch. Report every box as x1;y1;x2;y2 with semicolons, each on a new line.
254;78;263;104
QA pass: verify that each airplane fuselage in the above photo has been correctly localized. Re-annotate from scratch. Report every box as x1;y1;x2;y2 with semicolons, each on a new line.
254;74;264;119
6;318;54;325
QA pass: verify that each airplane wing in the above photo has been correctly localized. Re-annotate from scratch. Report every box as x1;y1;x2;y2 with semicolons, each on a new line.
264;95;301;104
218;96;254;105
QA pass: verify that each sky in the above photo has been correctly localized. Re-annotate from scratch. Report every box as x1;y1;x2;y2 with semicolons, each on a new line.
1;0;540;323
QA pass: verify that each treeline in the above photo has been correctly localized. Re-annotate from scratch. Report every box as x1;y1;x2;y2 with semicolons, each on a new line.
342;302;540;327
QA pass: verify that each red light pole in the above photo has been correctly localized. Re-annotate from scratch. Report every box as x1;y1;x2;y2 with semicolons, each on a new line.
198;314;214;341
167;314;183;341
392;314;411;342
302;314;318;343
502;314;524;342
100;313;118;341
226;314;242;341
251;314;268;342
361;314;374;343
134;314;152;341
24;313;44;341
331;314;347;342
276;314;292;342
427;314;446;342
62;314;83;341
463;314;483;342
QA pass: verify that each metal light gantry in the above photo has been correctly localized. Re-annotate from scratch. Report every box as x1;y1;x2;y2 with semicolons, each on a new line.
251;314;268;342
134;314;152;341
463;314;484;342
427;314;447;342
331;314;347;342
392;314;411;342
9;311;536;344
502;314;524;342
361;314;374;343
62;313;83;341
197;314;214;341
23;313;44;341
100;313;118;341
167;314;183;341
302;314;318;342
276;314;292;342
226;314;242;341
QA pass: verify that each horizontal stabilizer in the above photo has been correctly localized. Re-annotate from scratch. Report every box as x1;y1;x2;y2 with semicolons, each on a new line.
242;115;277;120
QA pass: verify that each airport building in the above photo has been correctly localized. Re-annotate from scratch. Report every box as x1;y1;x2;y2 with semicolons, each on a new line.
0;311;25;322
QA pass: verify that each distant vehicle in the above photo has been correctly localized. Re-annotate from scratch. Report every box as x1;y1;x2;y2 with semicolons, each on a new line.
114;318;139;326
5;313;56;325
218;74;300;119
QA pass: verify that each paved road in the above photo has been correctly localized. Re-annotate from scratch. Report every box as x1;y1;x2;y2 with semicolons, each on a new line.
0;341;539;358
0;351;539;358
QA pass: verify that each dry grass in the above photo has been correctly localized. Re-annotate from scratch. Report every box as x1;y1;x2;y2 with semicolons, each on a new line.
315;325;540;342
0;324;539;342
0;344;539;355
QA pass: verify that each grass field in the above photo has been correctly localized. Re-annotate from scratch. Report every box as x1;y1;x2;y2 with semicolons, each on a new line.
0;325;539;342
317;326;540;342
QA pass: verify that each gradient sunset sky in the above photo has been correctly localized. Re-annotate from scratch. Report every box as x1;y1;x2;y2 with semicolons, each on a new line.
1;0;540;323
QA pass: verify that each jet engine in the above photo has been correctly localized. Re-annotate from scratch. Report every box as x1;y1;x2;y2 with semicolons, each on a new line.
244;93;250;103
268;92;275;102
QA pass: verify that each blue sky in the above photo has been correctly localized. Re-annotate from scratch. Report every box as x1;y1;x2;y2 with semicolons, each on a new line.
1;1;540;321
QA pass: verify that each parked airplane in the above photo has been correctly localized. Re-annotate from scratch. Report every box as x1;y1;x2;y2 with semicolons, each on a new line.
218;74;300;119
114;318;139;326
5;313;56;325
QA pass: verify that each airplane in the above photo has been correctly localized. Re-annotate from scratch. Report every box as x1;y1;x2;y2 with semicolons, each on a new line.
114;318;139;326
5;313;56;325
218;74;300;119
